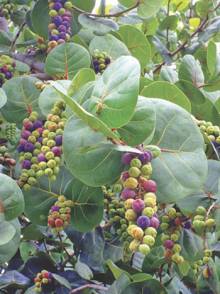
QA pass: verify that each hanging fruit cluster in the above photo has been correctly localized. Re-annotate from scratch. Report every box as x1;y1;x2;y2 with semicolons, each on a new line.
17;101;66;190
17;111;44;190
34;270;53;292
0;145;16;168
192;205;215;234
41;100;66;180
103;186;131;245
0;55;16;87
195;118;220;146
48;195;74;233
193;249;213;278
0;1;16;19
5;123;17;144
160;208;188;264
92;49;111;74
48;0;73;52
118;149;160;256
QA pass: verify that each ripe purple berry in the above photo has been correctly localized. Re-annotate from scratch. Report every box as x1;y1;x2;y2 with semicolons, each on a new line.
22;159;31;169
51;146;61;156
24;142;35;152
121;153;134;165
38;153;46;162
121;188;136;200
132;199;145;213
138;151;152;164
137;215;150;229
55;135;62;146
150;216;160;229
164;240;174;249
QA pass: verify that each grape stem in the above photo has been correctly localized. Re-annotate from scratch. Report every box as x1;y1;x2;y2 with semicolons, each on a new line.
72;0;140;18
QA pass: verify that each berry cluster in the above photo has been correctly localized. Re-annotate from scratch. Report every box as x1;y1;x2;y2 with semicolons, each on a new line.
0;1;16;19
103;186;131;245
34;270;53;292
160;208;186;264
0;55;16;87
92;50;111;74
192;249;213;278
41;101;66;181
119;150;160;256
195;119;220;144
48;0;73;53
48;195;73;233
5;123;16;144
0;145;16;168
17;101;66;190
17;111;44;190
192;206;215;234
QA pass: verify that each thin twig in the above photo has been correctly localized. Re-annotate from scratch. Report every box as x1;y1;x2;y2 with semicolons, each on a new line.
57;232;73;260
70;284;108;293
153;17;209;73
72;0;140;18
166;0;171;49
10;21;26;52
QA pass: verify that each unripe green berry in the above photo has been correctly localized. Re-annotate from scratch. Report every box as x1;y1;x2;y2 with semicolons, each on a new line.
143;235;155;246
129;167;141;178
138;244;150;255
130;158;142;168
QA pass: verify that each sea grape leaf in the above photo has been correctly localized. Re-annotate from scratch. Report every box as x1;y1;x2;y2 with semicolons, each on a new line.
147;98;207;203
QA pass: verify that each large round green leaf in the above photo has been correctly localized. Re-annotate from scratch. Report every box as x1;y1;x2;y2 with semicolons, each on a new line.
38;80;71;116
63;115;124;186
147;99;207;203
118;97;156;146
64;179;103;232
0;174;24;221
89;35;130;60
0;219;21;264
88;56;140;128
179;55;204;87
31;0;49;39
24;168;73;225
1;77;41;127
141;81;191;112
45;43;91;79
118;25;151;70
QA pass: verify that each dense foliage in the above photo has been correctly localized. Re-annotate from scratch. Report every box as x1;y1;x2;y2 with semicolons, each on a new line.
0;0;220;293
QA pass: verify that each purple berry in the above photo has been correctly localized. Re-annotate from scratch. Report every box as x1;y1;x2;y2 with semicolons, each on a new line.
38;153;46;162
52;146;61;156
164;240;174;249
17;145;25;152
184;221;192;229
122;153;134;165
62;20;70;27
33;120;43;129
121;188;136;200
137;215;150;229
53;2;63;10
21;130;31;139
5;71;12;79
50;35;59;41
37;137;43;143
58;25;67;32
150;216;160;229
105;57;111;65
53;16;63;26
59;32;67;40
51;205;60;212
138;151;152;164
22;160;31;169
24;142;35;152
132;199;145;213
121;171;129;181
55;135;62;146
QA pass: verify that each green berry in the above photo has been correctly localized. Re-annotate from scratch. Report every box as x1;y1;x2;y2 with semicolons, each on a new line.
195;206;206;215
130;158;142;168
138;244;151;255
129;167;141;178
144;227;157;238
143;235;155;246
142;207;154;218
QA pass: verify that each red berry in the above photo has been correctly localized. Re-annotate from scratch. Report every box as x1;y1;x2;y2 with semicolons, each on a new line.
55;218;64;227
